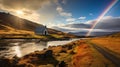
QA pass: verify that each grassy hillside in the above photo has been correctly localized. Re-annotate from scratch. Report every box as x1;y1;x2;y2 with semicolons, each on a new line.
0;12;42;31
0;24;76;39
0;12;76;39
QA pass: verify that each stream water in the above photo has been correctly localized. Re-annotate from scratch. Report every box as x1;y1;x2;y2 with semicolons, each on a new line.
0;39;80;58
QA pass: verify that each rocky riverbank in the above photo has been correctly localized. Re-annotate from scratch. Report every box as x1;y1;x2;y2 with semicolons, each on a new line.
0;38;115;67
0;40;81;67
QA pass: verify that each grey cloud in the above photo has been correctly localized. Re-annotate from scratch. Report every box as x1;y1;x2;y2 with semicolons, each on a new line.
95;17;120;30
64;23;91;28
52;16;120;36
52;26;114;36
0;0;59;24
64;17;120;30
70;31;115;36
52;26;75;32
56;6;72;18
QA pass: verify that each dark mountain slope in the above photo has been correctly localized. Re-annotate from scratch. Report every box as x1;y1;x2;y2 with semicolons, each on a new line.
0;12;42;31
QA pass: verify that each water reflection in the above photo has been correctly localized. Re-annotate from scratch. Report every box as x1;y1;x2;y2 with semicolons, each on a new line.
10;41;48;57
0;39;80;58
13;45;22;57
0;40;48;58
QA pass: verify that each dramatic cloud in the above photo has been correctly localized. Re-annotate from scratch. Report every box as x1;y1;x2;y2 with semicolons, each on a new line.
56;6;72;17
56;6;63;12
95;16;120;30
0;0;61;27
52;16;120;36
66;18;76;22
61;0;67;4
0;0;73;27
56;6;75;24
0;0;57;10
75;16;120;30
78;16;86;20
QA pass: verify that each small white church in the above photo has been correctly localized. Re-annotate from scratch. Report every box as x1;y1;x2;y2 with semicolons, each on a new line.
35;26;48;35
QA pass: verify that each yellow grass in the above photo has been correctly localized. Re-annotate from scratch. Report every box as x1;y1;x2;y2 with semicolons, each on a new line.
90;37;120;55
5;39;115;67
50;34;64;38
72;40;115;67
72;43;93;67
0;30;34;34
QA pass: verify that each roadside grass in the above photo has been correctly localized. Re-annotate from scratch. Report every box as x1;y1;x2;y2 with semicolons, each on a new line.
90;37;120;58
72;40;115;67
87;41;115;67
50;34;64;38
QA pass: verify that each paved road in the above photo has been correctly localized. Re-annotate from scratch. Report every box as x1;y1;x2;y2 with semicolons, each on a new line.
92;44;120;67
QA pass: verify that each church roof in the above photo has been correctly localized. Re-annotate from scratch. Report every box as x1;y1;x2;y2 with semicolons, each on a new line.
35;26;47;33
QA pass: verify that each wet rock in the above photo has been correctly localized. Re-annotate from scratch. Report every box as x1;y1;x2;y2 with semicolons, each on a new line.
69;51;76;55
0;58;12;67
45;50;53;57
68;45;73;50
58;61;66;67
60;50;67;53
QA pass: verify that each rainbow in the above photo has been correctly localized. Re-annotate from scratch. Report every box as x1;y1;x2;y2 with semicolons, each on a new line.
86;0;118;36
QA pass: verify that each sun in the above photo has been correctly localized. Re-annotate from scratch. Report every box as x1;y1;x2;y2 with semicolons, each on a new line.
16;10;24;15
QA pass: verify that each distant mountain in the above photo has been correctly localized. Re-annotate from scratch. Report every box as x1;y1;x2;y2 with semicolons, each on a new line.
69;32;87;36
104;32;120;38
64;24;90;28
69;31;117;36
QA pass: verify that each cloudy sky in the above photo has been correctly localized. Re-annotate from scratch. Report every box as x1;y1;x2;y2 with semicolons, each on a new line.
0;0;120;36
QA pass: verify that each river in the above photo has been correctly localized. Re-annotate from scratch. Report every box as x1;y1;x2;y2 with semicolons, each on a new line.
0;38;80;58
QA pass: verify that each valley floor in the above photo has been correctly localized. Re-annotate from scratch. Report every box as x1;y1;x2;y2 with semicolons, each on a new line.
0;36;120;67
0;40;119;67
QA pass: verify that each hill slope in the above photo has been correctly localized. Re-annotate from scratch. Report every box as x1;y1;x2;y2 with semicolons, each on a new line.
0;12;76;39
0;12;42;31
